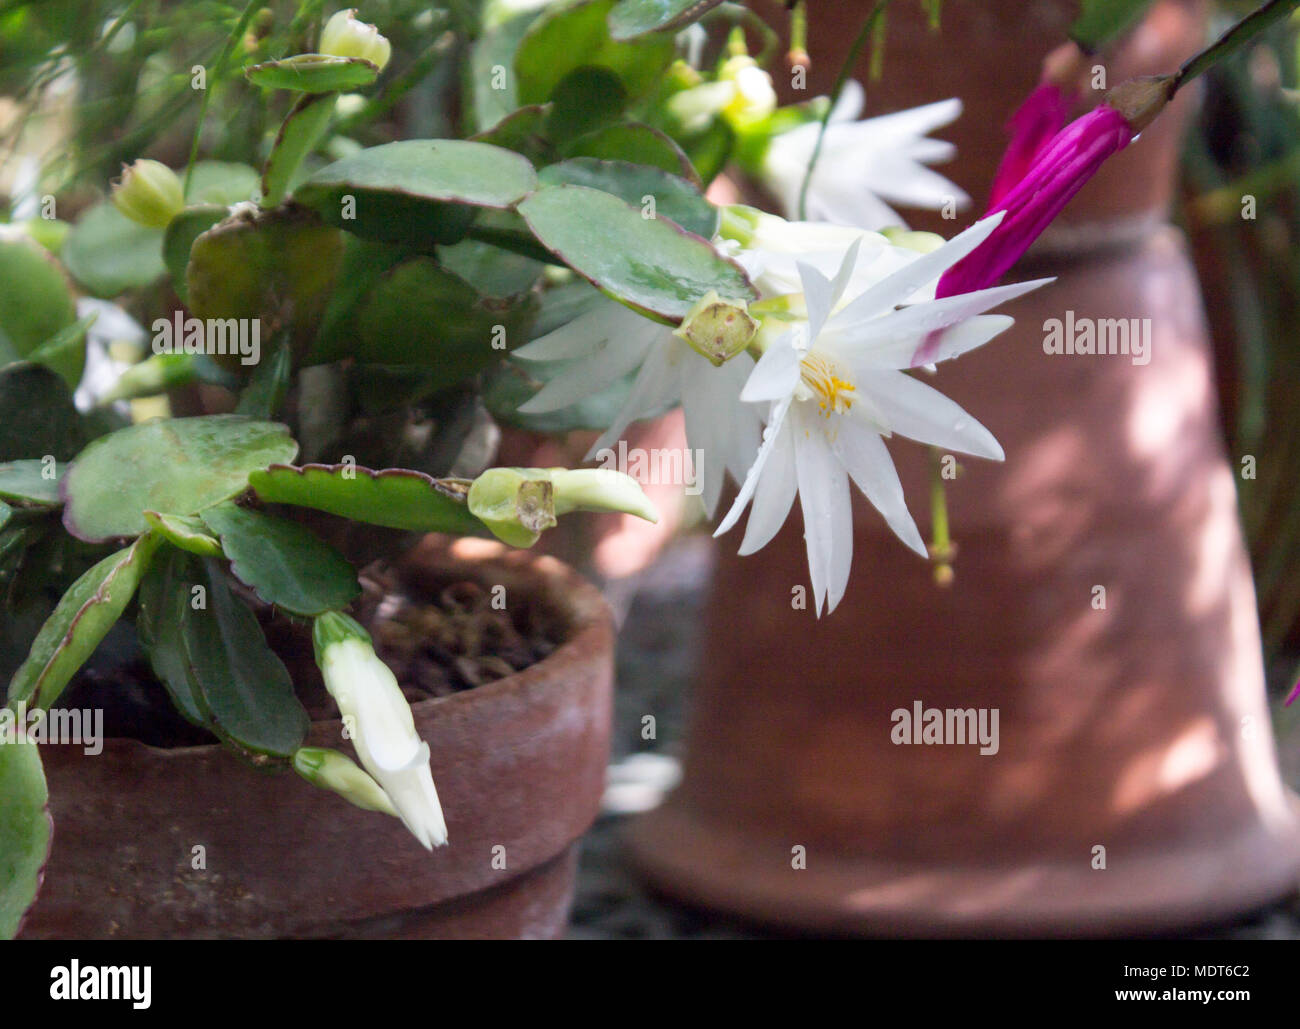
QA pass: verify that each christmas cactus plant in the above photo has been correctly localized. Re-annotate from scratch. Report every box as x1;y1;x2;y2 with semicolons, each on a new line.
0;0;1283;938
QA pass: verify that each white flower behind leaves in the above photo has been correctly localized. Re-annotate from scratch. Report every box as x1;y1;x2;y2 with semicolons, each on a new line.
716;214;1051;615
761;80;970;230
514;299;761;518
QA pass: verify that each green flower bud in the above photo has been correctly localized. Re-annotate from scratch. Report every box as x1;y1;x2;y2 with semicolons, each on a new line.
293;746;399;816
111;159;184;229
467;468;557;548
468;467;657;548
673;290;758;366
319;8;391;71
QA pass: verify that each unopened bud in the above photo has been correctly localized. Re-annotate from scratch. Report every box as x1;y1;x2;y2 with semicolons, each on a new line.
468;467;657;547
112;159;184;229
319;8;391;71
718;55;777;128
467;468;557;548
294;746;399;816
674;290;758;366
550;469;658;522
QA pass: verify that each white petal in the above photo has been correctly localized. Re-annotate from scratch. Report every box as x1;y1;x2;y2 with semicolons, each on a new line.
586;338;682;456
715;395;793;536
832;212;1006;323
518;326;659;413
829;78;866;123
738;416;797;555
741;331;802;402
793;410;853;616
857;369;1004;460
514;302;631;361
827;417;927;557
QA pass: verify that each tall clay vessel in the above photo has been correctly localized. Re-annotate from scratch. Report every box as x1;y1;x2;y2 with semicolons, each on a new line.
629;0;1300;934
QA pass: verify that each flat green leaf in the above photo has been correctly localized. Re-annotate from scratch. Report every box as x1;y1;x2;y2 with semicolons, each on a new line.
0;501;10;532
141;511;223;557
181;559;309;758
62;416;298;543
465;10;541;132
538;157;717;237
245;53;379;93
250;463;485;535
0;364;81;462
0;460;64;507
293;140;538;248
200;502;359;616
607;0;726;39
262;92;336;208
546;66;628;141
517;184;754;321
1070;0;1155;52
136;546;208;725
0;235;80;386
310;236;408;364
25;314;93;387
515;0;675;105
185;161;261;206
353;257;538;381
186;207;343;339
470;105;555;166
234;336;291;418
163;205;227;303
62;202;166;298
6;533;160;710
0;739;51;939
563;121;699;184
438;238;546;299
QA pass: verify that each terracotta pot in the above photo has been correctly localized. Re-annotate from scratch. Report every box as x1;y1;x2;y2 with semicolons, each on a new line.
629;0;1300;934
20;537;612;939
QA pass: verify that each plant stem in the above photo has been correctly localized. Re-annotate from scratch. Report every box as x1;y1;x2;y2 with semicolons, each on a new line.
928;447;954;586
1172;0;1300;94
797;0;891;221
183;0;262;193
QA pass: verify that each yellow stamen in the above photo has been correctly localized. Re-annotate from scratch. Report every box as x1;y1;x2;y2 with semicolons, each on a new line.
799;353;856;417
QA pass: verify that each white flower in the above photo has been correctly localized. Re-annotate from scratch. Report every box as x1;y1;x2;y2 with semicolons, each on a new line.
320;8;391;71
315;613;448;849
514;297;762;519
760;80;970;230
716;214;1051;615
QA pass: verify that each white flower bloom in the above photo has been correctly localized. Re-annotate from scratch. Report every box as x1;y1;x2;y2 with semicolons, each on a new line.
760;80;970;230
315;614;448;849
514;299;762;519
716;214;1051;615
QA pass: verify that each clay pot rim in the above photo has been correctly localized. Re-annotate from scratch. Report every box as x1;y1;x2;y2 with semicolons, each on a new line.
92;535;612;757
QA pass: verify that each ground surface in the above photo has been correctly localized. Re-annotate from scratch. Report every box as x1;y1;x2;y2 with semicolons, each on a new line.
568;536;1300;940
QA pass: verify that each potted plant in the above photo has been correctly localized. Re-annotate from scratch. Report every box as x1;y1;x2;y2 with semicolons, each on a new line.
4;0;1294;941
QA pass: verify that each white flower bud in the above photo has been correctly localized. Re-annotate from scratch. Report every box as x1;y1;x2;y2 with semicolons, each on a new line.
313;613;447;849
319;8;391;71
